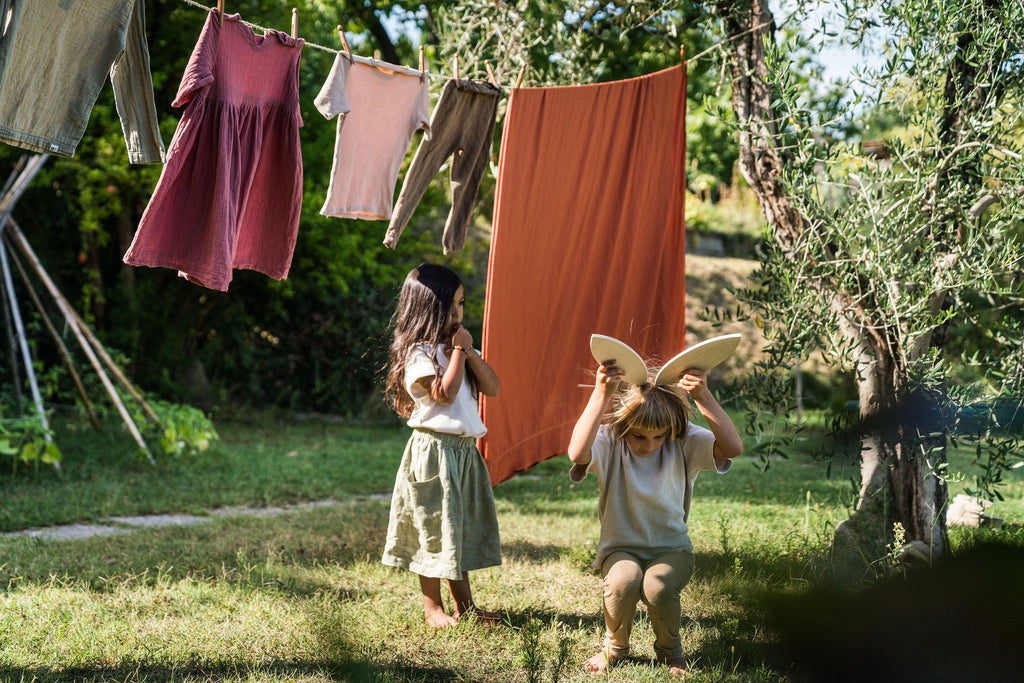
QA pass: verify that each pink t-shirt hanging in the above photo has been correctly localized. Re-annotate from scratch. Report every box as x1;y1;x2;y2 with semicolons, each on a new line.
315;57;430;220
123;11;304;291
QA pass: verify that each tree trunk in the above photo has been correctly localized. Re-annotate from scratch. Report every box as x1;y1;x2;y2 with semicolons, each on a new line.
713;0;948;568
833;350;948;569
355;9;401;66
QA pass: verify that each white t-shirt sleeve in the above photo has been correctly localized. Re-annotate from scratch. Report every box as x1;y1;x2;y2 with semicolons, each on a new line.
404;345;437;398
314;55;352;120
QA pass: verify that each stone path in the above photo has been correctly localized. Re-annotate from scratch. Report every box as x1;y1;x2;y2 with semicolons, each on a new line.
0;495;392;542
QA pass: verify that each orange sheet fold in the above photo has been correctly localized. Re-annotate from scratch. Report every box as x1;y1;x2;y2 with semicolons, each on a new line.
481;65;688;486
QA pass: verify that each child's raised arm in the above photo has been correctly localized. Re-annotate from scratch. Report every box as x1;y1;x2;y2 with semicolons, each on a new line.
453;324;500;397
423;325;500;404
568;362;623;465
680;369;743;462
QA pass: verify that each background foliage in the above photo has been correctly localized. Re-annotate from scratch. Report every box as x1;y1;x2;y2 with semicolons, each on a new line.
0;0;743;423
2;1;450;420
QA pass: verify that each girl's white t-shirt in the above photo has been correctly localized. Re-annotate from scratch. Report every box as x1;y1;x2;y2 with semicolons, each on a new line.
570;423;730;567
404;343;487;439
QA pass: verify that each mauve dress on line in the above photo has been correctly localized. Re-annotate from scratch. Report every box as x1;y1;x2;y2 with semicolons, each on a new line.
123;11;304;291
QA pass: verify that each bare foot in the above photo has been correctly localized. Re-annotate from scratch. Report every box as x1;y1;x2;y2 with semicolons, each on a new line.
424;605;457;628
665;656;687;678
583;649;617;674
455;605;503;625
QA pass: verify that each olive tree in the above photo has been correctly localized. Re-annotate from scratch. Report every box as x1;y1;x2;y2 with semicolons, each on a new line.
708;0;1024;567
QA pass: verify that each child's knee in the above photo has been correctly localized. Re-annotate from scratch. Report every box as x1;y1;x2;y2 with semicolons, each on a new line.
642;581;680;608
604;570;643;602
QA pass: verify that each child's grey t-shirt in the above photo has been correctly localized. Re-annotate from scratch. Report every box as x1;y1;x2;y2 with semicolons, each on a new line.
570;423;729;568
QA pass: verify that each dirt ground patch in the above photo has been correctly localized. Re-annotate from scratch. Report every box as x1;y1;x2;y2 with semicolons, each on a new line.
685;254;765;384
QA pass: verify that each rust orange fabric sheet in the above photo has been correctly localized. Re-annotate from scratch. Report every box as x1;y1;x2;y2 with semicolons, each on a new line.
480;65;688;486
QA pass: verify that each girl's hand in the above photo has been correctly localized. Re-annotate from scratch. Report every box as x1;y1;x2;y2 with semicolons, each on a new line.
596;361;624;397
679;368;709;402
679;368;743;460
450;324;474;351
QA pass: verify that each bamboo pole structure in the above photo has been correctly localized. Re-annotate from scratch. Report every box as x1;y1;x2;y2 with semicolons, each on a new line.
0;157;50;441
7;243;101;431
3;155;158;422
0;271;24;414
0;156;27;203
0;155;44;217
0;236;48;436
0;155;159;462
0;158;30;415
2;217;155;463
59;290;161;424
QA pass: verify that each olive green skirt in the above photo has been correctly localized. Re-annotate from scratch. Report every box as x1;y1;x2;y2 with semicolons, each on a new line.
382;429;502;580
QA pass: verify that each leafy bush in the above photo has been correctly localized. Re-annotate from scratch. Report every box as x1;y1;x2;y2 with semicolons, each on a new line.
0;411;61;473
137;399;219;459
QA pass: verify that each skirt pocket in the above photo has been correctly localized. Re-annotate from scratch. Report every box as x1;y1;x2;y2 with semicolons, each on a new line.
407;474;445;555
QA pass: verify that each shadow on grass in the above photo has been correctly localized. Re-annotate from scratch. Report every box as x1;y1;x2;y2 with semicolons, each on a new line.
0;659;470;683
677;541;1024;682
0;661;335;683
761;541;1024;683
498;605;603;632
500;538;566;564
681;611;787;680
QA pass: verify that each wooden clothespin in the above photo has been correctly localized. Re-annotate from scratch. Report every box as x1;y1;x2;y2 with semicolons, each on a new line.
453;55;460;86
485;61;499;88
514;64;526;89
217;0;224;26
680;45;686;66
291;8;298;39
337;25;352;62
419;45;426;82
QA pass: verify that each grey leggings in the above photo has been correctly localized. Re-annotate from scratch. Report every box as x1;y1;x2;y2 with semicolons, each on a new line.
384;78;501;253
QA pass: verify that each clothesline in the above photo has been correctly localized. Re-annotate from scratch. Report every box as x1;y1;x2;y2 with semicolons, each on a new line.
177;0;452;82
174;0;757;91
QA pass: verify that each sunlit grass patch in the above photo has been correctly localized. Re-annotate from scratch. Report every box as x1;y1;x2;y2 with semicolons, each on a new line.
1;412;1022;681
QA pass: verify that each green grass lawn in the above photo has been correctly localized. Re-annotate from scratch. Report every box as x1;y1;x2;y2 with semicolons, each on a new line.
1;412;1022;682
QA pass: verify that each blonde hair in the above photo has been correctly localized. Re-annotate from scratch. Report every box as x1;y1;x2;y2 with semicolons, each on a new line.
607;381;691;441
